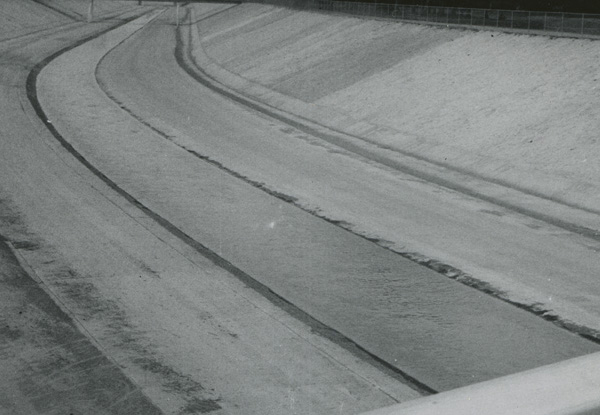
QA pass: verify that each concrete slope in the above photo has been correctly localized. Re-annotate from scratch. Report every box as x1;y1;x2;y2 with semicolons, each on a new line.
0;0;70;40
31;0;143;21
185;2;600;339
0;0;145;42
197;3;600;219
0;235;162;415
0;7;169;414
317;30;600;214
199;4;463;102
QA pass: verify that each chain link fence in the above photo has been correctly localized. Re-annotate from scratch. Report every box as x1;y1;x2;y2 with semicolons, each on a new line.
250;0;600;37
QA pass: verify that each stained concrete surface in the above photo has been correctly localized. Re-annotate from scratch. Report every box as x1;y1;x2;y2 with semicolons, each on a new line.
0;229;162;415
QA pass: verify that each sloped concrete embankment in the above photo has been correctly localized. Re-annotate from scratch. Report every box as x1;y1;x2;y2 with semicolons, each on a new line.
0;0;71;40
191;3;600;223
0;0;146;41
0;233;162;415
0;4;166;413
31;0;142;21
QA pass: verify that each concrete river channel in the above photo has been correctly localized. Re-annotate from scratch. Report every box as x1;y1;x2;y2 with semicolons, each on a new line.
26;2;600;405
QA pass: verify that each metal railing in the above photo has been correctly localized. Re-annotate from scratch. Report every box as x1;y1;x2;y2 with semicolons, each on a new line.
361;352;600;415
250;0;600;37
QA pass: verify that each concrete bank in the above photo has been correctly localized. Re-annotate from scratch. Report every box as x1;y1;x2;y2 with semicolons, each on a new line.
0;0;69;40
0;3;166;413
189;3;600;232
0;235;162;415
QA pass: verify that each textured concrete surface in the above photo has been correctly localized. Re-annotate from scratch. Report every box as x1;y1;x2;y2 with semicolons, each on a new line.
3;1;600;413
0;236;162;415
186;3;600;337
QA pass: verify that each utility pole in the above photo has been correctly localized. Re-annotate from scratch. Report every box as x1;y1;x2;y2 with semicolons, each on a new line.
87;0;95;22
176;2;180;27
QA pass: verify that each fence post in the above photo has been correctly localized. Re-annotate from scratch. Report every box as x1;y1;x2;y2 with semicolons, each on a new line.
497;10;500;26
581;14;585;34
470;8;473;25
543;12;546;31
527;11;531;31
511;10;513;28
560;13;564;32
